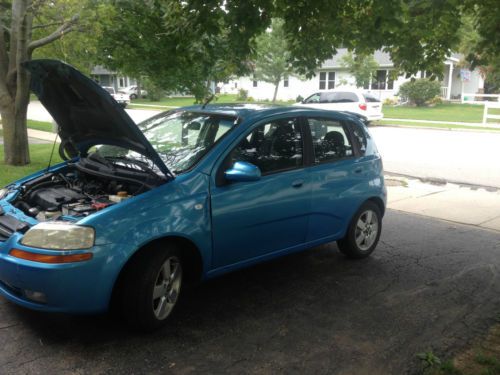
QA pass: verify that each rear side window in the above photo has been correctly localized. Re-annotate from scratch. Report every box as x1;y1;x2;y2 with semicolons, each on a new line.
320;92;359;103
351;123;368;155
306;118;354;163
363;93;380;103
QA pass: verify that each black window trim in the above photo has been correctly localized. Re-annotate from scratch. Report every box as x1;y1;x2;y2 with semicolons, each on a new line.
215;115;307;186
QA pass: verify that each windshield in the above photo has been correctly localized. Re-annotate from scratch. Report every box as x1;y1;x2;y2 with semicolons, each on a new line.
92;111;238;175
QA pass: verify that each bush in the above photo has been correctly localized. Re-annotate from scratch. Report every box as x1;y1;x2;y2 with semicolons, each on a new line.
383;97;399;105
296;95;304;103
236;88;249;101
427;95;443;106
142;78;164;101
398;79;441;106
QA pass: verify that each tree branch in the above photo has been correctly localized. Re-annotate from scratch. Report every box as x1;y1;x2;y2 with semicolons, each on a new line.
28;14;79;53
32;21;64;30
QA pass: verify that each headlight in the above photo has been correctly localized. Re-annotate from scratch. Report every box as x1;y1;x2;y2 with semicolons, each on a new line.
0;188;8;200
20;222;95;250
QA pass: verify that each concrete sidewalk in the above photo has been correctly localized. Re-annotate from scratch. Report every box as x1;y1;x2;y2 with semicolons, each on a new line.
386;176;500;232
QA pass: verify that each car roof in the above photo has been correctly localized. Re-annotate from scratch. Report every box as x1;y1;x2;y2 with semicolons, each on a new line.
179;103;362;122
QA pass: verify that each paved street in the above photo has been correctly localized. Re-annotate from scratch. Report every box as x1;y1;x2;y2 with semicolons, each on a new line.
0;210;499;374
371;126;500;189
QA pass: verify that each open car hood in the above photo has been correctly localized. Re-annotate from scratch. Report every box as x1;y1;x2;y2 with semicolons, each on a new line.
23;59;173;178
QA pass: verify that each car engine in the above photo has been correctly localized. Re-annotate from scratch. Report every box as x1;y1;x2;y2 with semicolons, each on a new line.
12;153;166;222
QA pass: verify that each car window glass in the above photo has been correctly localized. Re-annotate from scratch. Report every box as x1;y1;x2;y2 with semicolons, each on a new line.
320;92;358;103
306;118;354;163
351;122;368;155
230;118;303;175
304;93;321;103
363;93;380;102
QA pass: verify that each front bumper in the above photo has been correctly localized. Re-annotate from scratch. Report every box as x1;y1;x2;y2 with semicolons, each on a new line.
0;232;115;314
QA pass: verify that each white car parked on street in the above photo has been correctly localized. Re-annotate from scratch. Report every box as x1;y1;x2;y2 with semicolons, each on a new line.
296;89;383;123
103;86;130;108
121;85;148;99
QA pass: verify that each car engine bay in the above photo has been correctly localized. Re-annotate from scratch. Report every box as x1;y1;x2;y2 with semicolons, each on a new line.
11;153;166;222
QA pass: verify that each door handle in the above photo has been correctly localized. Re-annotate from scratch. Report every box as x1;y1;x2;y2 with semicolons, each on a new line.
354;167;363;174
291;179;304;188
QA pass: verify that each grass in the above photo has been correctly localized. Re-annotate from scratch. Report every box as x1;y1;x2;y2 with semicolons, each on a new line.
375;120;500;132
129;94;295;109
27;119;54;133
383;103;486;123
0;144;62;187
419;322;500;375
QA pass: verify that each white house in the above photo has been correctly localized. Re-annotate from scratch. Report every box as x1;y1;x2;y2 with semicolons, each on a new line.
220;49;484;102
91;66;138;92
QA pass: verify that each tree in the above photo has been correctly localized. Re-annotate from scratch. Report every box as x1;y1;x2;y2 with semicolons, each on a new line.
0;0;99;166
340;52;379;89
97;0;271;102
253;19;301;103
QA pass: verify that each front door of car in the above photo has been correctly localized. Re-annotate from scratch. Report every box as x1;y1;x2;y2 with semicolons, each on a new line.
304;117;366;241
210;117;311;269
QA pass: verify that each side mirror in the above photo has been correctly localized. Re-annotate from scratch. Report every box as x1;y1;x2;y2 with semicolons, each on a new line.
225;161;261;182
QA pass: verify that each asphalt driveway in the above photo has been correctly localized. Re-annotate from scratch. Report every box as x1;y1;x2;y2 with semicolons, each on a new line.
1;210;500;374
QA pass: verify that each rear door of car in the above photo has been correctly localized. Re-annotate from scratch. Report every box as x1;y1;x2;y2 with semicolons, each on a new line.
302;116;368;241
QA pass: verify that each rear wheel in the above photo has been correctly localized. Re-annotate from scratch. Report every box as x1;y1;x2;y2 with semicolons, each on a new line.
118;244;183;331
337;201;382;259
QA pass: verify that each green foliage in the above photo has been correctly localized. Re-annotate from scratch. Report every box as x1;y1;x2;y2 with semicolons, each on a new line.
418;351;442;372
340;52;379;88
236;89;249;101
32;0;110;74
296;95;304;103
97;0;270;101
399;79;441;106
253;18;300;102
142;78;164;102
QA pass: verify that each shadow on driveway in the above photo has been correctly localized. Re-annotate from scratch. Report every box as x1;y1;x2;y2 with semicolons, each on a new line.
1;210;500;374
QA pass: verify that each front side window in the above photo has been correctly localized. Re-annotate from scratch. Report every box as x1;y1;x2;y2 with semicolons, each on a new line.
304;93;321;103
230;118;303;175
306;118;354;163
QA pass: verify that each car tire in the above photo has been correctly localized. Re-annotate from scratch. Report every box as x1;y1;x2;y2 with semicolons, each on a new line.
337;201;382;259
118;244;183;331
130;94;137;99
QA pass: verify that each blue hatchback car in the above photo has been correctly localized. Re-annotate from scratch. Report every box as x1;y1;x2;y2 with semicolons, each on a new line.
0;61;386;330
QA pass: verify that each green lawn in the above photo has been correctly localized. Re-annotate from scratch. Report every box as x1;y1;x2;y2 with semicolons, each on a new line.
383;103;485;123
0;144;62;187
375;120;500;132
27;119;54;132
130;94;295;109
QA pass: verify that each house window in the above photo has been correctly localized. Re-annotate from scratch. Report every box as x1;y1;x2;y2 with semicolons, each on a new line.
319;72;335;90
319;72;326;89
387;72;394;90
253;74;258;87
234;82;238;89
119;77;125;87
284;76;289;87
371;70;387;90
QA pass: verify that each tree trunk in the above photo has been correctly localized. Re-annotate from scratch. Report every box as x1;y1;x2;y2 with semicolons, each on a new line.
1;104;30;165
272;80;280;103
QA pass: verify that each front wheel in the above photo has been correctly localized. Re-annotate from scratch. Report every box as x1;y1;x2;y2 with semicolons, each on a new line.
337;201;382;259
118;245;183;331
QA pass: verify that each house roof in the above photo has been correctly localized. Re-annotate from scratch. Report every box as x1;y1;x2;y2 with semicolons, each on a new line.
91;65;115;75
320;48;462;69
321;48;393;69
